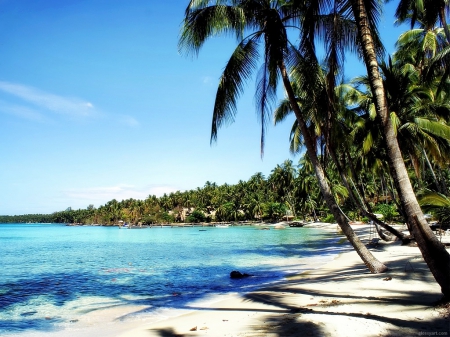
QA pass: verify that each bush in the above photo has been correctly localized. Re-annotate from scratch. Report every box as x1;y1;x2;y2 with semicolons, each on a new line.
186;210;207;223
323;214;335;223
262;202;286;222
159;212;175;224
347;211;359;221
141;215;156;225
373;203;399;222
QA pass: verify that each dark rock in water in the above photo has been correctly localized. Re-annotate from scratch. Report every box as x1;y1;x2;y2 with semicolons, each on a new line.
230;270;252;279
20;311;37;317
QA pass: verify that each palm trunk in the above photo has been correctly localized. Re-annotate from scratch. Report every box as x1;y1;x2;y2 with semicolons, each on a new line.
439;7;450;45
346;151;370;209
279;62;387;273
328;144;408;242
437;168;449;196
351;0;450;299
375;223;392;241
423;148;444;194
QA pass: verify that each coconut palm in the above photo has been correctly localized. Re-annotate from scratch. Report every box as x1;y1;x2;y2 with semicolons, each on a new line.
275;54;410;240
179;0;387;272
268;160;298;216
419;191;450;225
350;0;450;298
391;0;450;44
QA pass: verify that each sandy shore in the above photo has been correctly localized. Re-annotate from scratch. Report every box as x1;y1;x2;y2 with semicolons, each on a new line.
117;224;450;337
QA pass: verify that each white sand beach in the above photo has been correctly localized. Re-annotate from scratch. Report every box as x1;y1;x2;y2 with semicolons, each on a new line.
116;224;450;337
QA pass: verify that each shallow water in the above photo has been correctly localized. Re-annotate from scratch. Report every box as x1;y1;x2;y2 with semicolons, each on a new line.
0;223;348;336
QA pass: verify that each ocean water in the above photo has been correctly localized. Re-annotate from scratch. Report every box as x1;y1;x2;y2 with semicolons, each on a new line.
0;223;348;336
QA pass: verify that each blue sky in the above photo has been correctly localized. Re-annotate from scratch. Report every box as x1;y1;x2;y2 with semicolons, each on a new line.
0;0;406;215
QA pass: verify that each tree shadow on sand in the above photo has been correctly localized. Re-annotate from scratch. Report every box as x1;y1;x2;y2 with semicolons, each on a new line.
144;247;450;337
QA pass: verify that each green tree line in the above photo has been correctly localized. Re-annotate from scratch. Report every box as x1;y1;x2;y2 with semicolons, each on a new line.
2;158;449;225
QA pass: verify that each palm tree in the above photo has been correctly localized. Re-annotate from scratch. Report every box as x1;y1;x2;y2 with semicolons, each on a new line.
350;0;450;298
179;0;387;273
419;191;450;225
268;160;297;217
392;0;450;44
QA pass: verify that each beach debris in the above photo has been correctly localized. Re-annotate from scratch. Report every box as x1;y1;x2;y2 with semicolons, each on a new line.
383;277;392;281
435;302;450;319
319;299;341;307
200;326;209;330
190;326;197;331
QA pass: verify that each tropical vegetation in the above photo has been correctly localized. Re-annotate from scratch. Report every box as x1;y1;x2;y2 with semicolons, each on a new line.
178;0;450;297
2;0;450;299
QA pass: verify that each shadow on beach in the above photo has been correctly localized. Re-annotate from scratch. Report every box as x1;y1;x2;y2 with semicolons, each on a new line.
143;242;449;337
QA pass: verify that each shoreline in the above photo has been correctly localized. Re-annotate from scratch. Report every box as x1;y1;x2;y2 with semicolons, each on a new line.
5;223;449;336
117;224;450;337
3;223;349;337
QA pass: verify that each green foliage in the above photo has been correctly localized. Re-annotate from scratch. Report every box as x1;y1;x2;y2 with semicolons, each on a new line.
323;214;336;223
262;202;286;222
0;214;54;223
347;211;360;221
160;212;175;224
141;215;157;225
373;204;399;222
419;192;450;225
5;158;448;226
186;210;207;223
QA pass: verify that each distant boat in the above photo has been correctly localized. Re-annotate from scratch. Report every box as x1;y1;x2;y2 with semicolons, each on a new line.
215;224;229;228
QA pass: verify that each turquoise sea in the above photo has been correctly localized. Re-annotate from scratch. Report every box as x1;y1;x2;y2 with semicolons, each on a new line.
0;223;349;336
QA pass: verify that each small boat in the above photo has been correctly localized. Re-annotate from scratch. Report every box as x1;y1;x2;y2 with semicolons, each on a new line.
215;224;229;228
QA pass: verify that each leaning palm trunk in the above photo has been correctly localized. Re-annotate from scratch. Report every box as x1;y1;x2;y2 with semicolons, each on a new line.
328;145;409;242
280;63;387;273
439;6;450;45
375;223;392;241
423;149;444;194
351;0;450;299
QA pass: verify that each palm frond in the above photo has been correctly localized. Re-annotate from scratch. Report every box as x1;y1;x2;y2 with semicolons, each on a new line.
255;58;279;155
179;4;245;56
414;117;450;140
211;37;260;142
419;191;450;208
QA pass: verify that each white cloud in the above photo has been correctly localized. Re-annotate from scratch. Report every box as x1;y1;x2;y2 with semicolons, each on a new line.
0;100;47;122
0;81;97;118
63;184;179;206
0;81;142;128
